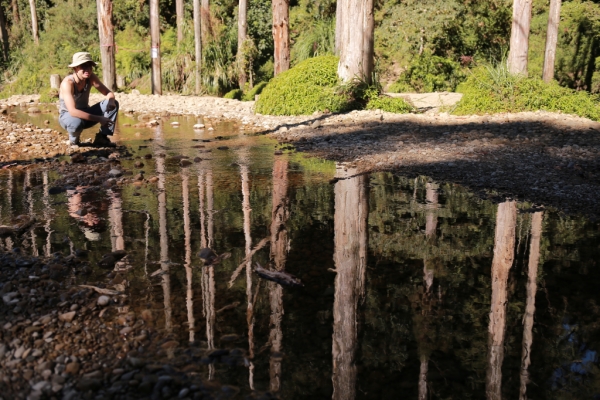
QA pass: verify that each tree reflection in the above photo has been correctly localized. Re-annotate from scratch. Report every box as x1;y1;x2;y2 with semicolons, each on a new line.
182;167;195;343
332;165;368;400
42;170;52;257
486;201;518;400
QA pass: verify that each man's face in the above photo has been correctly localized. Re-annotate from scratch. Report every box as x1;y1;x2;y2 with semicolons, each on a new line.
76;62;94;78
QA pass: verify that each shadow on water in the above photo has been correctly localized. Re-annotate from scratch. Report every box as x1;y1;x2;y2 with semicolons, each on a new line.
1;111;600;399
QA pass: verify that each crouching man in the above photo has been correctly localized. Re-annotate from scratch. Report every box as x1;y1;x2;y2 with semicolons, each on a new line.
59;51;119;146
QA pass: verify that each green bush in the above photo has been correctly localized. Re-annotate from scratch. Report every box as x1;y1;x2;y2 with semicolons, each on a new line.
223;89;243;100
39;88;59;104
388;54;466;93
366;95;414;113
255;55;351;115
454;65;600;121
242;82;268;101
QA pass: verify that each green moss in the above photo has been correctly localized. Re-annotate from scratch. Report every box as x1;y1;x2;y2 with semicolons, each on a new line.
223;89;243;100
255;55;351;116
454;66;600;121
242;82;268;101
366;96;414;113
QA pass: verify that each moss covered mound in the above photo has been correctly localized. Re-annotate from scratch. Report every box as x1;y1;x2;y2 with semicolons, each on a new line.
366;95;413;113
454;66;600;121
255;55;350;116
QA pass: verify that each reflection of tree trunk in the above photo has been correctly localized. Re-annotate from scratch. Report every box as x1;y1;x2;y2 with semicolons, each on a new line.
108;189;125;269
206;170;214;248
332;165;368;400
419;355;429;400
26;171;38;256
182;170;196;343
155;127;172;333
486;201;518;400
519;212;543;400
42;171;52;257
269;158;289;393
240;162;255;388
424;182;438;292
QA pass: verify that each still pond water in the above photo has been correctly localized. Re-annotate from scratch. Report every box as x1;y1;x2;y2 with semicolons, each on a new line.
1;112;600;399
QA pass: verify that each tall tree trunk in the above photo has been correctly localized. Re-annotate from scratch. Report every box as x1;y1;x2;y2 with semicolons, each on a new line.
150;0;162;94
28;0;38;45
507;0;533;75
335;0;374;83
272;0;289;75
193;0;202;94
0;4;9;63
11;0;19;25
332;165;368;400
519;212;543;400
486;201;518;400
542;0;561;82
201;0;210;44
176;0;184;44
96;0;117;91
237;0;248;87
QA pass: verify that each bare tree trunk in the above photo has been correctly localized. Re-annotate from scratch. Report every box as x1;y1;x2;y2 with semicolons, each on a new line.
201;0;210;44
176;0;184;44
237;0;248;87
335;0;374;83
96;0;117;91
332;165;368;400
507;0;533;75
0;4;9;62
542;0;561;82
150;0;162;94
486;201;518;400
28;0;38;45
272;0;289;75
193;0;202;94
11;0;19;25
519;212;543;400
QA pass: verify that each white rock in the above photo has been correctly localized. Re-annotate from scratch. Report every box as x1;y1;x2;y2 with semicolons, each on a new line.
97;296;110;306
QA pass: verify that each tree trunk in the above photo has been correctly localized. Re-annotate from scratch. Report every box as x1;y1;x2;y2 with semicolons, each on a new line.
272;0;289;76
332;165;368;400
542;0;561;82
486;201;518;400
519;212;543;400
28;0;38;45
237;0;248;87
507;0;533;75
96;0;117;92
0;5;10;62
201;0;210;44
150;0;162;94
11;0;19;25
193;0;202;94
335;0;374;83
176;0;184;44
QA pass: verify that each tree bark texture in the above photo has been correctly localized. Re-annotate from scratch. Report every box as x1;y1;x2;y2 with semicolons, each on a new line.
0;5;9;62
272;0;289;76
96;0;117;92
193;0;202;94
237;0;248;87
150;0;162;94
201;0;210;44
542;0;561;82
332;165;368;400
176;0;184;44
335;0;374;83
28;0;38;45
486;201;518;400
507;0;533;75
519;212;543;400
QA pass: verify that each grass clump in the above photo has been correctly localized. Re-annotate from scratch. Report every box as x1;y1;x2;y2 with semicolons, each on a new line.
242;82;268;101
454;65;600;120
255;55;350;116
223;89;243;100
388;54;466;93
366;95;414;113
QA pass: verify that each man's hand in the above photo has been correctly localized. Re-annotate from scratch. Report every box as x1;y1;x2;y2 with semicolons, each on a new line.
99;116;113;127
106;98;116;112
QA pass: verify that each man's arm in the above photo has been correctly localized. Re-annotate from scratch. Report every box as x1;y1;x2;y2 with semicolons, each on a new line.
90;73;116;111
59;75;112;124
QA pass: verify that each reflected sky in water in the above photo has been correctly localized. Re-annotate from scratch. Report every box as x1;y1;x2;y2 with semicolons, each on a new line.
1;112;600;399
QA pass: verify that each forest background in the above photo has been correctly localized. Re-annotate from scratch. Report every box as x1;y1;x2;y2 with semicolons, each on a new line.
1;0;600;99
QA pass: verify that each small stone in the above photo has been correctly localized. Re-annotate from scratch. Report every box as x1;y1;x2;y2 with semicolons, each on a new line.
108;169;122;178
65;362;80;375
97;295;110;306
58;311;76;323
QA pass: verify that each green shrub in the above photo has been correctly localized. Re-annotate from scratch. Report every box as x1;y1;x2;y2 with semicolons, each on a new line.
39;88;59;104
454;65;600;121
223;89;243;100
242;82;268;101
366;95;414;113
255;55;351;115
388;54;466;93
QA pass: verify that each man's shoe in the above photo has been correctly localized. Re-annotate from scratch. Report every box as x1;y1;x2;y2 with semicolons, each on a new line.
93;134;116;147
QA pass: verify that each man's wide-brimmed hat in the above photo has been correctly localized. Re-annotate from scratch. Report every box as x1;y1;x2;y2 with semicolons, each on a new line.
68;52;97;68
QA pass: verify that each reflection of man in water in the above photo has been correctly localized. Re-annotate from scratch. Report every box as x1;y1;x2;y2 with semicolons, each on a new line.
67;187;105;241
